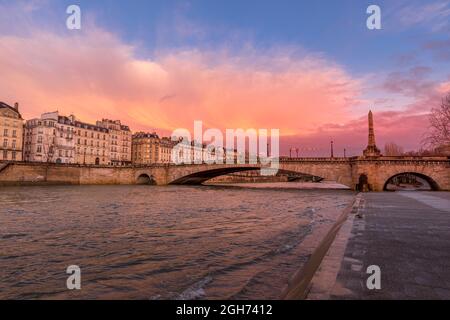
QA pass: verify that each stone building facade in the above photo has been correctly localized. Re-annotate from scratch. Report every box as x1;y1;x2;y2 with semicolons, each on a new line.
24;112;76;164
132;132;161;164
159;137;175;164
24;111;113;165
96;119;132;165
72;117;110;165
0;102;24;162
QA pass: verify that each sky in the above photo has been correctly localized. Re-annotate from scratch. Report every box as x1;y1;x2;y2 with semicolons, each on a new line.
0;0;449;156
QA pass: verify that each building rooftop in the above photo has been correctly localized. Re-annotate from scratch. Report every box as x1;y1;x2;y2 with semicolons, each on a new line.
0;101;23;119
133;132;160;139
74;120;109;132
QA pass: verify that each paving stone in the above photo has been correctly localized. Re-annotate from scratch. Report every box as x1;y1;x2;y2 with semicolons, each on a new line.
331;192;450;300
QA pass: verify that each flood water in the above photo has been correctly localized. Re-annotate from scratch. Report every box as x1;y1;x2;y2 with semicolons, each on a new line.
0;185;355;299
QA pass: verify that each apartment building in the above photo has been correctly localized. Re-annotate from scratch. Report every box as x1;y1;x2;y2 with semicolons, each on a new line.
24;111;111;165
24;112;75;163
96;119;132;165
132;132;160;164
0;102;24;161
158;137;175;164
72;117;110;165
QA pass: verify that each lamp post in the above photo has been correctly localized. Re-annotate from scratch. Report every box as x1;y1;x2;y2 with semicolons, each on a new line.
330;140;334;158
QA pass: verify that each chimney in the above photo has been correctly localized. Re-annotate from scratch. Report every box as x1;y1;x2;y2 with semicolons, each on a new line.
14;102;19;110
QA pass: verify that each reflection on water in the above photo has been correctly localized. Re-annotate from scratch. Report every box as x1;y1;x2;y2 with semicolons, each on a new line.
0;185;354;299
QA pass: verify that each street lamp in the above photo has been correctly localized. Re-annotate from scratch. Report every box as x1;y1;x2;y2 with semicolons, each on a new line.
330;140;334;158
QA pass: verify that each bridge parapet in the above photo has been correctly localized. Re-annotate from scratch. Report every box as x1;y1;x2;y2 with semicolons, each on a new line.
279;157;351;162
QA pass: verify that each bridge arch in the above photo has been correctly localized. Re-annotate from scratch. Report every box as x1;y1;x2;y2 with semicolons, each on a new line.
169;167;261;185
383;172;440;191
168;165;332;186
136;173;156;185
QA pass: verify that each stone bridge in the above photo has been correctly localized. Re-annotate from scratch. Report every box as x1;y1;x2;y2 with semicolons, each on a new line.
2;111;448;191
1;156;449;191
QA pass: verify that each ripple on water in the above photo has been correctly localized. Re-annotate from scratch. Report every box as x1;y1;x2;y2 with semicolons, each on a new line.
0;185;355;299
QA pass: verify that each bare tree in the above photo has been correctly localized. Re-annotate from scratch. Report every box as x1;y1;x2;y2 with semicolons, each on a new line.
384;142;404;156
423;93;450;149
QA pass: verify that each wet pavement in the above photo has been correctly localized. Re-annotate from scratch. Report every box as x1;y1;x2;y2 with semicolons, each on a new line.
311;192;450;300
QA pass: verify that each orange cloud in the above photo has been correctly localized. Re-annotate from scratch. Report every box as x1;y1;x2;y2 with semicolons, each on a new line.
0;28;364;137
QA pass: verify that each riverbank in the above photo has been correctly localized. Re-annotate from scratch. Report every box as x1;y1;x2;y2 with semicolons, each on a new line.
302;191;450;299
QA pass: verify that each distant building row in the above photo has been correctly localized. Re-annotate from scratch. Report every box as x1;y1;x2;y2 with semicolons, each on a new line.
1;101;222;165
22;111;132;165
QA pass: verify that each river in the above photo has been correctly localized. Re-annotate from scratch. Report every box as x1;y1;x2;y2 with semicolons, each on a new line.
0;184;355;299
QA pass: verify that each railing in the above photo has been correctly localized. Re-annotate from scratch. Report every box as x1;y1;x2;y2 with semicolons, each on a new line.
280;157;351;161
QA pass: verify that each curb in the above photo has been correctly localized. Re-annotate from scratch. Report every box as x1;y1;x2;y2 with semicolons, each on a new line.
281;193;364;300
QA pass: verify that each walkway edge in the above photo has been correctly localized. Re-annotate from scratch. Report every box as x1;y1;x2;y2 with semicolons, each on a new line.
281;193;363;300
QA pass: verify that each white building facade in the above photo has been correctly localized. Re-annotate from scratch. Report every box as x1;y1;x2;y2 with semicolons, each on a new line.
24;112;75;164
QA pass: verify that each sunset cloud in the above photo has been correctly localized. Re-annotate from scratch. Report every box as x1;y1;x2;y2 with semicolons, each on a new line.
0;27;363;136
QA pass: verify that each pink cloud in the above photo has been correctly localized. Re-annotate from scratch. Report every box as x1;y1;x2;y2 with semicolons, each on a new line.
0;28;364;137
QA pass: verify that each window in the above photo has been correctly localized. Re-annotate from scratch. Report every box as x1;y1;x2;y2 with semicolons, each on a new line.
12;140;16;149
3;129;8;136
37;145;42;153
59;150;63;157
37;136;43;143
12;130;16;137
3;139;7;148
12;151;16;160
3;150;7;159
